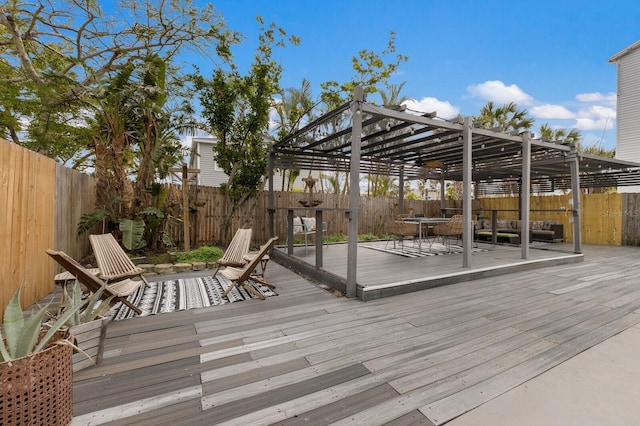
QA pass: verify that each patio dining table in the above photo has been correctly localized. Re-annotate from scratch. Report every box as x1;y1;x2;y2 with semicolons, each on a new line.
402;217;449;253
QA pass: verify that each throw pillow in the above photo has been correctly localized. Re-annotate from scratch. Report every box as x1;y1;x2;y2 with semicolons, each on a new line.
302;217;316;232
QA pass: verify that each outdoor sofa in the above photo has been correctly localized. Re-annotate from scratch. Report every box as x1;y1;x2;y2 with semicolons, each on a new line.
475;219;564;243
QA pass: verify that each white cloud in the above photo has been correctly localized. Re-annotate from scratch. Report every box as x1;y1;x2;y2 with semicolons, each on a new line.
576;92;616;106
530;104;575;119
467;80;534;106
402;97;460;119
577;105;616;120
574;117;614;131
571;105;616;131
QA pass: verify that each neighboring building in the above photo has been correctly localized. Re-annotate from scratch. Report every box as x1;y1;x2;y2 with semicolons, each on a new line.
188;136;318;191
610;40;640;192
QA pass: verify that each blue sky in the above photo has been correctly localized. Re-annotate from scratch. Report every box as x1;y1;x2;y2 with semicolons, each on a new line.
182;0;640;152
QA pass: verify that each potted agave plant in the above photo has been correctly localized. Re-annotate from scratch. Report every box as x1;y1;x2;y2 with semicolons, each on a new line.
1;286;88;425
62;282;112;372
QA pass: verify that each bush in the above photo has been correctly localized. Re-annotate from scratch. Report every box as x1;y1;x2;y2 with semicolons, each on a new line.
357;233;379;241
175;246;224;263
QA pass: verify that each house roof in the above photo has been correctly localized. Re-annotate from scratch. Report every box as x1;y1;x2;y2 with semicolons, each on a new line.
609;39;640;63
272;100;640;194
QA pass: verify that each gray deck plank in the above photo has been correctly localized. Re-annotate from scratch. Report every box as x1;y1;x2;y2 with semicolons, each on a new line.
274;384;401;426
65;244;640;425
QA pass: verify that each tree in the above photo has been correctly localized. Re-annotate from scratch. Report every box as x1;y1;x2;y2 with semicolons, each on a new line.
273;79;316;190
367;82;410;196
378;81;410;107
474;101;534;133
320;31;408;109
194;19;298;237
318;33;408;195
538;124;581;146
0;0;238;165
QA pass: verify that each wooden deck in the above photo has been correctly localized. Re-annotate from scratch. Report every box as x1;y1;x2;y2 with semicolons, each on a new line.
70;243;640;425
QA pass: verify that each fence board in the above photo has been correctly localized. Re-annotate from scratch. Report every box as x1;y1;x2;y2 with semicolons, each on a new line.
1;138;94;318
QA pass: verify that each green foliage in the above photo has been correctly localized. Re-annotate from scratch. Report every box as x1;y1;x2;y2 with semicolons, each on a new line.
357;233;379;241
119;218;147;250
77;209;111;236
581;144;615;158
62;282;112;327
538;124;582;146
174;246;224;263
473;101;534;133
0;286;86;362
320;32;408;108
193;18;298;217
0;0;239;165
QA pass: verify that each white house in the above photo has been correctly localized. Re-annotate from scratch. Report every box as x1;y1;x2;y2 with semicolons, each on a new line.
188;136;319;191
610;40;640;192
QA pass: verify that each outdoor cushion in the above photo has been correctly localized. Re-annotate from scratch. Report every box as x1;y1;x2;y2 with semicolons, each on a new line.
302;217;317;232
497;219;510;229
531;221;543;230
293;216;304;233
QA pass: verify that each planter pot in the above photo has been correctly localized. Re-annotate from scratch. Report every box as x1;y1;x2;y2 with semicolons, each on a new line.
70;317;109;372
0;332;73;426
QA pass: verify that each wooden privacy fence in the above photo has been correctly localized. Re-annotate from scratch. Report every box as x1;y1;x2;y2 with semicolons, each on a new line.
171;186;634;248
170;185;465;247
1;139;95;318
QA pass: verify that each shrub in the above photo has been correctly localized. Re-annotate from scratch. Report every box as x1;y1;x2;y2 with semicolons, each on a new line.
175;246;224;263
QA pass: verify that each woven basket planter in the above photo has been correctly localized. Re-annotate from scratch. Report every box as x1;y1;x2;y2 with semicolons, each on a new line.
0;332;73;426
70;317;108;372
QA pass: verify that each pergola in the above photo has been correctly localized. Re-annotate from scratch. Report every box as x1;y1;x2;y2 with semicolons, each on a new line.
267;87;640;297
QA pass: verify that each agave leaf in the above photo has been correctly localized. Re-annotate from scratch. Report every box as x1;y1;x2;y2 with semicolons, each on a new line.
33;297;88;354
89;297;114;320
0;328;11;362
3;287;26;357
62;283;82;327
14;301;51;359
82;286;107;322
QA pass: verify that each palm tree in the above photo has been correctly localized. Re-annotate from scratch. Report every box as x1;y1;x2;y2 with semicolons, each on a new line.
273;78;315;138
367;82;410;196
474;101;534;133
379;81;410;107
538;124;581;146
273;79;316;190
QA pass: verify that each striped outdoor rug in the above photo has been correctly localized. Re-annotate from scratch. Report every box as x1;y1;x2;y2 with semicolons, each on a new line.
107;275;277;321
361;241;487;258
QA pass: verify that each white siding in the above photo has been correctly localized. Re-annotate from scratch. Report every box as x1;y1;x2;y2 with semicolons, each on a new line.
190;138;228;187
189;137;319;190
616;49;640;162
612;42;640;192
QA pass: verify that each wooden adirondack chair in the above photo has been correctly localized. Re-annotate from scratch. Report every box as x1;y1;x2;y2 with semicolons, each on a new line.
46;249;143;315
89;233;150;288
220;237;278;300
212;228;253;278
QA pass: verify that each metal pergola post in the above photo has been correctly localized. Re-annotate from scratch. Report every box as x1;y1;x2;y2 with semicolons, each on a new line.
569;145;582;254
346;86;363;298
521;132;531;259
462;117;472;268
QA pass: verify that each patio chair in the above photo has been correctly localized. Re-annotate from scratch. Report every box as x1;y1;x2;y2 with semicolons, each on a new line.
89;233;151;288
46;249;143;315
286;216;328;254
430;214;464;251
220;237;278;300
385;215;419;252
212;228;253;278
